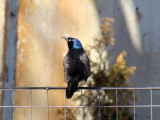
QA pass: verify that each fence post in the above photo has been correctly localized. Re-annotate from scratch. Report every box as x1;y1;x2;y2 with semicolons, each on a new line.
3;0;18;120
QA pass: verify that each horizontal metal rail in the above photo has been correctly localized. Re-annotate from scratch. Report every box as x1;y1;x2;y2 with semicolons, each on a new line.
0;105;160;108
0;86;160;90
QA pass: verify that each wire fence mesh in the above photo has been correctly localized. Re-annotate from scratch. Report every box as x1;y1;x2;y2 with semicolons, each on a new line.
0;87;160;120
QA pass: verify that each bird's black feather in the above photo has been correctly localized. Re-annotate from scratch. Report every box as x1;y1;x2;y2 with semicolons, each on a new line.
63;38;91;99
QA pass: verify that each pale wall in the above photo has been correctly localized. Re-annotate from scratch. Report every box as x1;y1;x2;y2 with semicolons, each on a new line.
15;0;99;120
95;0;160;119
0;0;5;78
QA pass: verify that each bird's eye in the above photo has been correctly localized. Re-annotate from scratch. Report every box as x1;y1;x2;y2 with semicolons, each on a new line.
68;39;72;42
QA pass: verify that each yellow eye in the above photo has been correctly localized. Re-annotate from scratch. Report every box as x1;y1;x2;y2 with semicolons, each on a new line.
68;39;72;42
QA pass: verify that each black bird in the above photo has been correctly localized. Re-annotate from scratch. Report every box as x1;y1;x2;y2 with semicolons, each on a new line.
62;37;91;99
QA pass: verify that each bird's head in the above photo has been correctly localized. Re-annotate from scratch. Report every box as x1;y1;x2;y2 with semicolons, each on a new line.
62;36;83;50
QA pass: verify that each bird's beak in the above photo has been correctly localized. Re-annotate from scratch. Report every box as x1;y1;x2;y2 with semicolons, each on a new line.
62;36;68;41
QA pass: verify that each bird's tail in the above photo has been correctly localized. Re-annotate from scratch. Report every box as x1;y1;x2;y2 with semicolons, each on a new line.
66;80;78;99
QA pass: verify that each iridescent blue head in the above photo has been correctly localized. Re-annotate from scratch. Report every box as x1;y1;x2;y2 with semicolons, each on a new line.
62;37;83;50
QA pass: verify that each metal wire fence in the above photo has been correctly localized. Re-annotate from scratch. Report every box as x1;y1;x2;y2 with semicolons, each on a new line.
0;87;160;120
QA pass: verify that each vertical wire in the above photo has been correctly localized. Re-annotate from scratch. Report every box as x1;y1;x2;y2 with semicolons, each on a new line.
64;89;66;120
133;89;135;120
98;90;101;120
81;89;83;120
47;88;49;120
150;89;152;120
30;89;32;120
116;90;118;120
12;90;15;120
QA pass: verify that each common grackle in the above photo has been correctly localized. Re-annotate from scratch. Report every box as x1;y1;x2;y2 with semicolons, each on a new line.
62;37;91;99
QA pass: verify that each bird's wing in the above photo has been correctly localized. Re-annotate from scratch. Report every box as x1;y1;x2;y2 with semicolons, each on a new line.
63;55;85;83
79;52;91;80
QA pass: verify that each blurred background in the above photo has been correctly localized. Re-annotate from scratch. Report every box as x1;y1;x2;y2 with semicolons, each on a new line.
0;0;160;120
